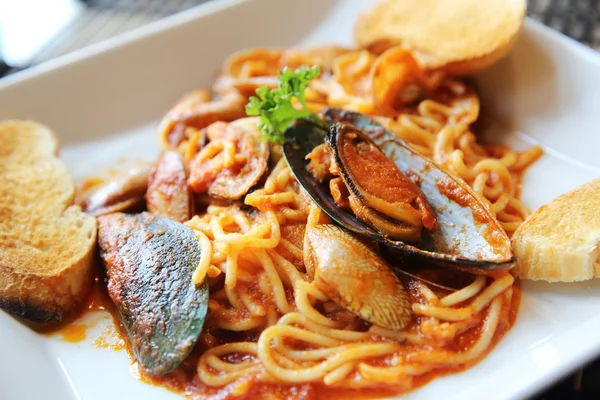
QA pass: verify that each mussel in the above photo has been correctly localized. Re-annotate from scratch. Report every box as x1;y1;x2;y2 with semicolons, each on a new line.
97;212;208;375
325;123;438;243
283;108;514;274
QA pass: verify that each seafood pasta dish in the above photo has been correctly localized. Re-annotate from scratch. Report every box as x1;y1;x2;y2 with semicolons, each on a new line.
83;0;540;397
15;0;600;399
93;68;538;398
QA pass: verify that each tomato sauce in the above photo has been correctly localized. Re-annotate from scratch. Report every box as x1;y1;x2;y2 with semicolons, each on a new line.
56;323;88;343
51;260;521;400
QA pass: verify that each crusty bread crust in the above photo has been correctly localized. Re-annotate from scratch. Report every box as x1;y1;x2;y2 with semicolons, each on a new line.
355;0;526;76
0;121;97;323
512;178;600;282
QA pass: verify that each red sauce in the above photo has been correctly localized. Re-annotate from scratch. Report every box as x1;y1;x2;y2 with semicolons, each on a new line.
435;177;513;264
57;323;88;343
49;265;125;349
94;330;126;351
52;258;521;400
436;178;489;224
137;278;520;400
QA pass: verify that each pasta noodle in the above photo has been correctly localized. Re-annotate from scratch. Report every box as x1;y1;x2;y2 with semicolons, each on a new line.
180;158;518;396
151;43;538;399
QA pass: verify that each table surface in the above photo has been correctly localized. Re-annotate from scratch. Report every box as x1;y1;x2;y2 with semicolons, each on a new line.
1;0;599;399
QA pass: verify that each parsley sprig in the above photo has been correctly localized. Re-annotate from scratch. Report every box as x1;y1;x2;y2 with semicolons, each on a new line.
245;65;324;143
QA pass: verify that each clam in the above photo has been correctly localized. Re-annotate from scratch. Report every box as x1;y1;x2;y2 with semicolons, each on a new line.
304;222;411;331
283;108;514;274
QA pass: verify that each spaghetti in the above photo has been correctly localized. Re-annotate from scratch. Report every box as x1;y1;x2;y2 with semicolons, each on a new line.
149;43;540;399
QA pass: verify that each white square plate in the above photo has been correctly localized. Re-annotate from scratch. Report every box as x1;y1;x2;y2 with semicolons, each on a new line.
1;1;600;399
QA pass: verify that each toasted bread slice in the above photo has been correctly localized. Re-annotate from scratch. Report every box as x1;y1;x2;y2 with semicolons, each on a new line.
355;0;526;75
512;178;600;282
0;121;97;323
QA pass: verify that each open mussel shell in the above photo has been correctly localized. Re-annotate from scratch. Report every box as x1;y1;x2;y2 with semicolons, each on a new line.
283;110;515;275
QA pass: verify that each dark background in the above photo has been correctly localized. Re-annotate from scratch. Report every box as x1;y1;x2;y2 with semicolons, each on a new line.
1;0;599;398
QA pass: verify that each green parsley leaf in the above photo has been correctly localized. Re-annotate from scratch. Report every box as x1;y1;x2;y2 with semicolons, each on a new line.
245;65;323;143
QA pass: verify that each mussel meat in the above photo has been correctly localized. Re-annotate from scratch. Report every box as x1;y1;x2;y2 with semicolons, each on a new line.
283;108;514;274
324;123;438;242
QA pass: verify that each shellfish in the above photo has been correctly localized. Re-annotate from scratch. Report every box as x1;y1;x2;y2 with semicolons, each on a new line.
283;108;514;274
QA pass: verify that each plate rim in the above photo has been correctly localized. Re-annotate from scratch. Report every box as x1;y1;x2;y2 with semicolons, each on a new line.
2;2;600;399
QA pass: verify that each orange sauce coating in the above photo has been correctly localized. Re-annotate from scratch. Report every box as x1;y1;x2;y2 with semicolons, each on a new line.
340;131;437;231
141;279;520;400
436;178;490;224
57;323;88;343
51;255;520;400
45;267;125;348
